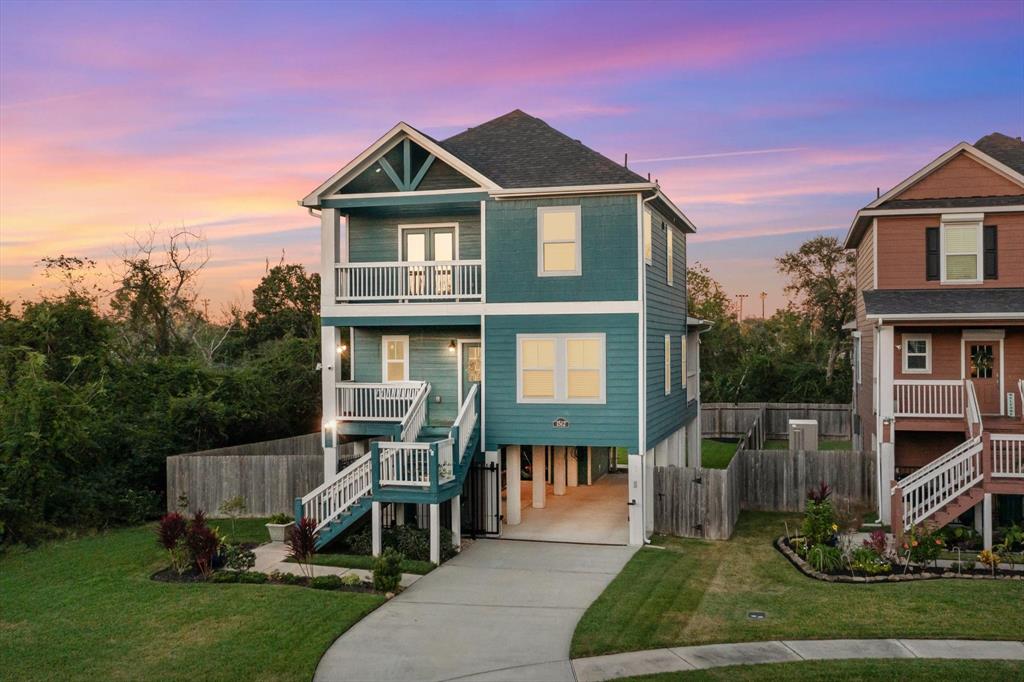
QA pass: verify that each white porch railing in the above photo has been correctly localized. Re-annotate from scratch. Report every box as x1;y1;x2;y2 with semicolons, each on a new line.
891;436;983;530
299;453;373;534
992;434;1024;478
335;260;483;302
378;443;433;487
452;383;478;463
399;383;430;441
966;379;983;437
437;439;455;483
893;379;964;418
336;381;425;421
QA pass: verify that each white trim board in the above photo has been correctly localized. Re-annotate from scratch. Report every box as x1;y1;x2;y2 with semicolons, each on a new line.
321;300;643;318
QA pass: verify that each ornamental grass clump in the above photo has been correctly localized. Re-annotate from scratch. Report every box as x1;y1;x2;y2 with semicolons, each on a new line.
287;517;318;578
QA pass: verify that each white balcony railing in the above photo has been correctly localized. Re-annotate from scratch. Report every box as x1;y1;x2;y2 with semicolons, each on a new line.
992;434;1024;478
893;379;964;418
335;260;482;302
336;381;425;421
378;443;433;487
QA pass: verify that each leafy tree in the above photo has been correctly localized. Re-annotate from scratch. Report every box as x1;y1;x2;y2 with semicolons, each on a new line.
776;236;855;381
244;263;320;345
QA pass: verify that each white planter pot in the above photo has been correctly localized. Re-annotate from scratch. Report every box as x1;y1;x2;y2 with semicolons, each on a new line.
266;522;294;543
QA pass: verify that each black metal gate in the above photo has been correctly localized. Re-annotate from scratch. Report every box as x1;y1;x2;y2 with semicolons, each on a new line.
461;455;500;537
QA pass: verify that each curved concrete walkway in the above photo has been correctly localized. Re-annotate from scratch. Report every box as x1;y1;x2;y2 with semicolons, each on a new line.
314;538;637;682
571;639;1024;681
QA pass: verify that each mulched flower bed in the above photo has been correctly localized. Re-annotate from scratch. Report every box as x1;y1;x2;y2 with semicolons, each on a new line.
776;536;1024;583
150;568;380;593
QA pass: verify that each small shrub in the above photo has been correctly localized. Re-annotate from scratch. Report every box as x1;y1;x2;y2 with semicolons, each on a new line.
237;571;268;584
806;481;832;504
977;549;1000;575
901;525;943;566
373;548;404;592
157;512;187;551
223;543;256;572
850;546;892;575
861;529;888;558
287;518;318;578
186;510;221;578
267;513;292;525
341;573;361;587
806;544;843;573
310;575;345;590
217;495;247;536
345;524;456;563
269;570;306;585
210;571;240;583
942;525;980;550
1000;523;1024;551
169;537;191;576
802;499;837;546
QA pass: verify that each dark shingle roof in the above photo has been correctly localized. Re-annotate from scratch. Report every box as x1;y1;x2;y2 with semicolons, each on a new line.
863;288;1024;316
975;132;1024;174
878;194;1024;210
440;110;648;188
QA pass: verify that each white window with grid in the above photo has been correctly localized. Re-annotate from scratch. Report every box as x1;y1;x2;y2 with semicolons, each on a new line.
517;333;605;403
537;206;581;276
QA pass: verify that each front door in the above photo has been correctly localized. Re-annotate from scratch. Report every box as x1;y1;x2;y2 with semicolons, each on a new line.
967;341;1001;414
402;227;455;297
460;341;481;406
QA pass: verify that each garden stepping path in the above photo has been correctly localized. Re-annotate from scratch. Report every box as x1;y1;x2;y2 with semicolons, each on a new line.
253;542;421;588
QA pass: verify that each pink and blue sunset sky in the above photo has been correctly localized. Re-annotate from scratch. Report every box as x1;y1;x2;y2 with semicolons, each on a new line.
1;0;1022;314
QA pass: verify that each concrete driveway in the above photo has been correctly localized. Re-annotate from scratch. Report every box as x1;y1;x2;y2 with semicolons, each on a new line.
314;539;637;682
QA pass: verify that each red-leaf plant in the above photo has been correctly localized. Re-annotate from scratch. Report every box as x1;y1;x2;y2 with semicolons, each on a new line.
157;512;187;550
287;518;319;578
186;511;221;578
806;481;833;504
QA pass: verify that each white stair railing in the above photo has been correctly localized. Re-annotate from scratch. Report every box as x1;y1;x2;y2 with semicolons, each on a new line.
892;436;983;530
299;453;373;534
992;434;1024;478
965;379;983;437
451;383;478;463
400;382;430;442
437;439;455;483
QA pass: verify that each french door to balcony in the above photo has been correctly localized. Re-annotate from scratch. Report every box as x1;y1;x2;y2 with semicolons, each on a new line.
402;226;454;298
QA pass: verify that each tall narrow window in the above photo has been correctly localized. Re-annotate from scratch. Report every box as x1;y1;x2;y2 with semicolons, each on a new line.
520;338;556;399
382;336;409;382
643;208;653;265
941;216;982;283
537;206;581;276
567;338;602;399
853;334;862;384
666;228;674;285
680;335;687;388
664;334;672;395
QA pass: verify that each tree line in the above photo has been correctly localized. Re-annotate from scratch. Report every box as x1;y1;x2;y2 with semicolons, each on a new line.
1;231;853;545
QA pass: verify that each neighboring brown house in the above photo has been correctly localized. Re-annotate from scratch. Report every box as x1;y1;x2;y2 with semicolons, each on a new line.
844;133;1024;547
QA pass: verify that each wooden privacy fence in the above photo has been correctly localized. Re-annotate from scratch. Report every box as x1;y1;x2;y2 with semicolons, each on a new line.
166;433;362;516
702;402;853;441
654;448;875;540
735;406;768;454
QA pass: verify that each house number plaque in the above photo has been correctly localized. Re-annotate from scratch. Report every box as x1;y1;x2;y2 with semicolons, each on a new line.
552;417;570;428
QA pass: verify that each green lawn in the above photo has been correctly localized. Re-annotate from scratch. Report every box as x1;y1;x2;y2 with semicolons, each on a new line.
761;439;853;451
701;439;738;468
0;521;385;681
571;512;1024;658
619;659;1024;681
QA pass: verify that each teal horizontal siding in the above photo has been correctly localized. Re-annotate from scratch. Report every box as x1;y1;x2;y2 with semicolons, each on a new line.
484;314;639;451
485;194;639;303
645;206;688;450
348;210;481;262
353;326;480;426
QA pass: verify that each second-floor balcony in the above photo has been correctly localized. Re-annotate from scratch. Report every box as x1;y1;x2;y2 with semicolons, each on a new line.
894;379;965;418
334;260;482;303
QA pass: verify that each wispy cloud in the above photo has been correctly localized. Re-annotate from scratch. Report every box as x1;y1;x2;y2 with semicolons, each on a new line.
634;147;806;163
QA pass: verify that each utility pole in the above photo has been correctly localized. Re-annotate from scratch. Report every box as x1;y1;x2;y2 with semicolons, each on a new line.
760;291;768;319
735;293;749;322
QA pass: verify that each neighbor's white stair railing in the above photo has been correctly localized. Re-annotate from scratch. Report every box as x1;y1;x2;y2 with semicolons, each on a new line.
451;383;478;464
892;436;983;530
991;434;1024;479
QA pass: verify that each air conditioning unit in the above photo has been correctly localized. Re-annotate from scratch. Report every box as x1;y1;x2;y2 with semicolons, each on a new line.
1008;392;1018;419
789;419;819;452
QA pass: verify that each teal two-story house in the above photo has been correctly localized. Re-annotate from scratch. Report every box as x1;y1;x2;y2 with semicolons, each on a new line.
297;110;704;559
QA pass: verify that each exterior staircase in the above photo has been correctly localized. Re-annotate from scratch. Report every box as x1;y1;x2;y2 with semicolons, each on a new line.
295;382;480;550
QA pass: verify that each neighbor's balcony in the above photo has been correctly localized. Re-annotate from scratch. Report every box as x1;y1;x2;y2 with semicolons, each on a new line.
893;379;964;418
334;260;482;303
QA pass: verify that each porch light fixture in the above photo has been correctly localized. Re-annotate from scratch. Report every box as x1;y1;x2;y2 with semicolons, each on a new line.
337;344;348;355
448;340;457;354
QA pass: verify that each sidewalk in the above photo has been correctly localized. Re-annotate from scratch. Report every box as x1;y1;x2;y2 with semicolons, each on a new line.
571;639;1024;681
253;542;421;588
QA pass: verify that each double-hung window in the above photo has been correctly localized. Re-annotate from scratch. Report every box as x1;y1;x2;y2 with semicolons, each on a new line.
666;228;674;285
643;208;653;265
382;335;409;381
940;214;983;283
901;334;931;374
680;335;687;388
664;334;672;395
517;334;605;403
537;206;581;276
